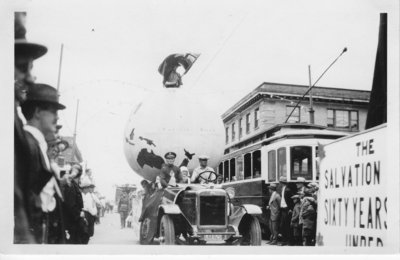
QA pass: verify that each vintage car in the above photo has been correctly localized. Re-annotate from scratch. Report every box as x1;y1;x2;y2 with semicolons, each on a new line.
139;170;262;245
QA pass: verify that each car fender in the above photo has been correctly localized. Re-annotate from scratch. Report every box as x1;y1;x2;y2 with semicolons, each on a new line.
242;204;262;215
229;204;262;227
159;204;181;215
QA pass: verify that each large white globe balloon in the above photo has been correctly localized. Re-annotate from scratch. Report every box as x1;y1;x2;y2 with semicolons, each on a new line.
123;88;225;182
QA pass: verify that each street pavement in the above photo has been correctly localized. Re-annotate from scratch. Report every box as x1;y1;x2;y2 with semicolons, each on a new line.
89;212;140;245
89;212;272;246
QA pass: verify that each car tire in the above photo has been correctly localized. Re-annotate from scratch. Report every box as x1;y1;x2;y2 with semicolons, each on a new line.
241;216;262;246
139;217;155;245
159;215;175;245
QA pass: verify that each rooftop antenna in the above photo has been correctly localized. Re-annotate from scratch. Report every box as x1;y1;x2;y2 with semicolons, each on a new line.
285;47;347;123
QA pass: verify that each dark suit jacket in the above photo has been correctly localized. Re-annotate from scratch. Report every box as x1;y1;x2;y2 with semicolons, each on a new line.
159;163;181;188
24;130;54;242
61;180;83;229
14;107;34;243
281;185;294;210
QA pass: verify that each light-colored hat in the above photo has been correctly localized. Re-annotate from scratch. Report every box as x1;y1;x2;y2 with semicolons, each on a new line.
291;194;300;199
180;166;189;172
307;182;318;188
198;155;209;160
80;178;92;188
279;176;287;183
296;177;306;183
268;183;277;190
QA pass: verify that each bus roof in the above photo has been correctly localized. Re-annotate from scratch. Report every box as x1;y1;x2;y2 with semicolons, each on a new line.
222;124;347;160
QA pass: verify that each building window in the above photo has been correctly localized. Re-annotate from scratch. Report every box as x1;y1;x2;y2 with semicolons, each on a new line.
239;118;243;139
223;161;229;182
246;113;251;134
230;158;236;181
231;123;235;141
244;153;252;179
225;127;229;144
277;147;287;179
290;146;312;180
327;109;359;130
254;108;259;129
268;150;277;182
252;150;261;178
286;106;300;123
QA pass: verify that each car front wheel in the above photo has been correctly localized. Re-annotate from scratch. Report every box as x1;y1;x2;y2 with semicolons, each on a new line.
159;215;175;245
240;216;262;246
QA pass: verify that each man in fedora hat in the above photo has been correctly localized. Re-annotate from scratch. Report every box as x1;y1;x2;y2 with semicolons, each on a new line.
159;152;182;188
266;183;281;245
277;176;294;246
20;83;66;243
295;177;307;195
14;12;48;243
191;155;216;184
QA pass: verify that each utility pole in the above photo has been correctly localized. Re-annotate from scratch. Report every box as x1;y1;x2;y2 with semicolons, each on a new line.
308;65;315;124
56;44;64;92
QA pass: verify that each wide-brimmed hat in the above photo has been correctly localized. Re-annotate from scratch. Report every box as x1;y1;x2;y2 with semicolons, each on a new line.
296;177;306;183
279;176;287;183
164;152;177;159
268;183;277;190
15;12;47;60
23;84;65;110
307;182;318;188
198;155;209;160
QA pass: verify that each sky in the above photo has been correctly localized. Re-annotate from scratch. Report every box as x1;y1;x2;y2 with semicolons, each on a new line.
6;0;398;200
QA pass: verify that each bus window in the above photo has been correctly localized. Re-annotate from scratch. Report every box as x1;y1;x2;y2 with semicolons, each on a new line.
244;153;252;179
277;147;287;179
230;158;236;181
268;150;276;182
236;156;244;181
223;161;229;182
290;146;312;180
252;150;261;178
218;162;223;182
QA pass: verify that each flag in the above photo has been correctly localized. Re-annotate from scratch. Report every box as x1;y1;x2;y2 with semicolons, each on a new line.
158;53;200;88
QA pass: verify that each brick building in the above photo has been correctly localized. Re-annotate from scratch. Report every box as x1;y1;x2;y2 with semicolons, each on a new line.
221;82;370;150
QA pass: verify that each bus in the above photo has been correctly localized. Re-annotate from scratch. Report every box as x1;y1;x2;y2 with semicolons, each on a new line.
218;123;347;236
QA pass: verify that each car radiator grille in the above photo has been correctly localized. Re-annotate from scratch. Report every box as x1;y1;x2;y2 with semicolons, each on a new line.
199;196;226;226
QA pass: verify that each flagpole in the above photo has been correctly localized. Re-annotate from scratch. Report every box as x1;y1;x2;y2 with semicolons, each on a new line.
72;99;79;163
56;44;64;92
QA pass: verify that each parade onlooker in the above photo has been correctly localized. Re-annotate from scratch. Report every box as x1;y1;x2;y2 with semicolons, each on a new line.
14;12;47;244
159;152;182;187
81;180;97;244
300;189;317;246
179;166;190;184
266;183;280;245
295;177;307;194
191;155;215;184
277;176;294;246
61;164;86;244
21;83;66;244
290;194;302;246
118;191;130;228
